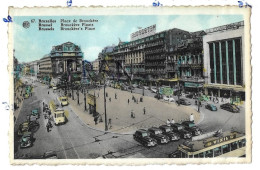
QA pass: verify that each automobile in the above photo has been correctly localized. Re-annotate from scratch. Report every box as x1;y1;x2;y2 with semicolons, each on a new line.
23;93;29;99
176;98;191;105
205;103;218;111
143;86;149;90
220;103;240;113
148;127;170;144
154;93;163;99
59;96;69;107
132;84;138;88
128;86;135;90
18;122;30;136
133;129;157;147
19;132;34;148
53;86;58;90
186;93;194;99
181;121;202;136
151;88;158;93
159;125;180;141
120;85;127;91
170;123;192;139
41;151;58;159
163;96;175;102
31;108;40;118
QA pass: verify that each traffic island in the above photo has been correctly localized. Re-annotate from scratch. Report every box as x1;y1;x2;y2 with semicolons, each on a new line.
67;87;200;134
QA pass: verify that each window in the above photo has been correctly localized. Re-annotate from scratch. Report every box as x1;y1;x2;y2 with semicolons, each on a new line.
213;147;222;157
231;141;238;151
205;149;213;158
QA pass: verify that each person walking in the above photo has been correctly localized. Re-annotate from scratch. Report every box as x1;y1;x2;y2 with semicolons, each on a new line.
131;110;135;118
143;107;146;115
94;116;98;125
48;91;49;94
128;99;130;104
109;97;111;102
115;93;117;99
190;113;194;122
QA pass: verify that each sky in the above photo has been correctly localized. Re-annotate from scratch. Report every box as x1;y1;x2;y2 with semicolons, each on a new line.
13;15;243;63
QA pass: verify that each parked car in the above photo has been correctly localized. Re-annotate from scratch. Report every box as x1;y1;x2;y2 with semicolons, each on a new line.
186;93;194;99
128;86;135;90
19;132;34;148
132;84;138;88
205;103;218;111
31;108;40;118
159;125;180;141
151;88;158;93
133;129;157;147
52;86;58;90
181;121;202;136
148;127;170;144
176;98;191;105
163;96;175;102
143;86;149;90
171;123;192;139
154;93;163;99
220;103;240;113
18;122;30;136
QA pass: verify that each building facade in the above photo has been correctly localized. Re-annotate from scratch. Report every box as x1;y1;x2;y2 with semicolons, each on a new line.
38;42;83;80
203;21;245;100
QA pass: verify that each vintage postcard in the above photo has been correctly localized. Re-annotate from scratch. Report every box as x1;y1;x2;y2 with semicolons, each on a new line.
8;6;251;165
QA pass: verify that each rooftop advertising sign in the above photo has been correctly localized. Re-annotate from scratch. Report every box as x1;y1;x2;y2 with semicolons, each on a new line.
130;24;156;41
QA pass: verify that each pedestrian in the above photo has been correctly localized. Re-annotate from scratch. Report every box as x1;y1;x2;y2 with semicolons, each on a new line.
143;107;146;115
115;93;117;99
190;113;194;122
98;93;99;97
46;123;50;132
94;116;98;125
43;102;45;107
109;97;111;102
106;92;108;97
132;95;134;100
170;119;175;124
128;99;130;104
108;118;112;129
48;91;49;94
167;119;171;126
131;110;135;118
136;99;138;104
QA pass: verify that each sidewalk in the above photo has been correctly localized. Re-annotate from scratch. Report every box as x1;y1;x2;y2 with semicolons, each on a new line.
66;87;200;134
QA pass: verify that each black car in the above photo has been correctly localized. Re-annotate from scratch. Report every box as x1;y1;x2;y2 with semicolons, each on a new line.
133;129;157;147
159;125;180;141
185;94;194;99
176;98;191;105
181;121;202;136
205;103;218;111
220;103;240;113
148;127;170;144
171;123;192;139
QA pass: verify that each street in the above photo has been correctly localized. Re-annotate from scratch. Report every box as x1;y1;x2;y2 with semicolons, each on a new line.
14;77;245;159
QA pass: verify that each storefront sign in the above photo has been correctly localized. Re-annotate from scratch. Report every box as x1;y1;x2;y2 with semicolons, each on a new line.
87;94;96;106
184;82;203;88
204;133;237;147
159;87;173;95
131;24;156;41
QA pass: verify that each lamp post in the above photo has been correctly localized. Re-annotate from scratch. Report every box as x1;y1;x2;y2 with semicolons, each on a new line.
84;87;87;111
104;83;108;131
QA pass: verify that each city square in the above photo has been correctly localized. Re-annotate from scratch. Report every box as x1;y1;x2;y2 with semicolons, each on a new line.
10;8;249;161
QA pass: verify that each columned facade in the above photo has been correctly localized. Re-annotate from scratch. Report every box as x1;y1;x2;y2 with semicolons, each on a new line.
203;21;245;100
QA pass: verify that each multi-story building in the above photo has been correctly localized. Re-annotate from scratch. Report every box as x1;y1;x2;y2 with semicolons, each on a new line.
92;59;99;72
171;30;206;92
38;42;83;80
203;21;245;100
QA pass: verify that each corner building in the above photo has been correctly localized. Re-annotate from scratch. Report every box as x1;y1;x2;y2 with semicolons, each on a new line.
203;21;245;100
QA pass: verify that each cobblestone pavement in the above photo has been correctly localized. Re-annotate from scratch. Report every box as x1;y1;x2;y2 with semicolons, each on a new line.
65;87;200;134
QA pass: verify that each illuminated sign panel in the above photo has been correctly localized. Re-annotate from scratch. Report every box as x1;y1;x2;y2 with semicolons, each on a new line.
131;24;156;41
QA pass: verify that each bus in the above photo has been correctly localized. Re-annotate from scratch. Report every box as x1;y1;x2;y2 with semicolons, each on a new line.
169;131;246;158
49;100;66;125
